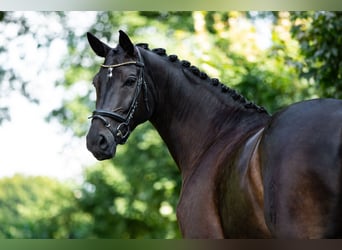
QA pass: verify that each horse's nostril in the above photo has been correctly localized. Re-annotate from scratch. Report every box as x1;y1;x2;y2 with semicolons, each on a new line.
98;135;108;150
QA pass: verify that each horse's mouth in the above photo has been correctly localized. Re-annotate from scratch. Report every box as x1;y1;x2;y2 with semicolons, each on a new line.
91;145;117;161
86;130;117;161
93;151;115;161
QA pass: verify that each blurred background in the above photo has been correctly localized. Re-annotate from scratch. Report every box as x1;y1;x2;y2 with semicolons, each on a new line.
0;11;341;238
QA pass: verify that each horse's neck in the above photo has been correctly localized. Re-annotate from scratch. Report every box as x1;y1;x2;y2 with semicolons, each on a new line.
144;50;270;177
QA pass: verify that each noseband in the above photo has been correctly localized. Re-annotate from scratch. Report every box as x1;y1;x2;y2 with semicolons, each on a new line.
89;47;150;144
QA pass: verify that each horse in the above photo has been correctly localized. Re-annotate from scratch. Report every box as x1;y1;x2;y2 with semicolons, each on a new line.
85;30;342;238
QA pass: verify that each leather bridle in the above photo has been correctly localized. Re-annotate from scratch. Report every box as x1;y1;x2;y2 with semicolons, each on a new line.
89;47;150;144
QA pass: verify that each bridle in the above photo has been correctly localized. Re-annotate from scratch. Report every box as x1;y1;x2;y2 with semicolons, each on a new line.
89;47;150;145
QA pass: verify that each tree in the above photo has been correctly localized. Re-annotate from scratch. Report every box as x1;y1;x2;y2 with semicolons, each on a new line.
290;11;342;97
204;11;311;112
78;126;181;238
0;175;92;238
2;11;336;238
0;12;69;124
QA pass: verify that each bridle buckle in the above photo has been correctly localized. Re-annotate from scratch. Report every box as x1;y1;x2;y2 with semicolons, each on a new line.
116;122;130;142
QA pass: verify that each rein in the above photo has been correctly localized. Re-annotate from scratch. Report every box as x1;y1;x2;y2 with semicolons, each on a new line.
89;47;149;145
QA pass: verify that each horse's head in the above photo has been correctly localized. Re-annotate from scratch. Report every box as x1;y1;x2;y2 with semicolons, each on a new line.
86;31;152;160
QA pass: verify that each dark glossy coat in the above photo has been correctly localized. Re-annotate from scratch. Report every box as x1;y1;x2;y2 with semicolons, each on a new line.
86;31;342;238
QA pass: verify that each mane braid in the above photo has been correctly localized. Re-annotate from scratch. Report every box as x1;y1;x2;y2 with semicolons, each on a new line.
169;54;178;62
143;45;268;114
152;48;167;56
136;43;149;50
181;60;191;68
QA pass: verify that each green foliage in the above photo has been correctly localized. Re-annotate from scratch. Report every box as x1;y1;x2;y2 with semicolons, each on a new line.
290;11;342;97
0;12;65;124
78;123;181;238
235;12;312;112
0;175;92;238
2;11;342;238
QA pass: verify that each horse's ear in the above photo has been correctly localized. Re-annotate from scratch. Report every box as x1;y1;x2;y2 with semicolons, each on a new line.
87;32;111;58
119;30;134;56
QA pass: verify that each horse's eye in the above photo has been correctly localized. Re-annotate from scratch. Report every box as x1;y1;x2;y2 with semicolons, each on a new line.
124;77;137;87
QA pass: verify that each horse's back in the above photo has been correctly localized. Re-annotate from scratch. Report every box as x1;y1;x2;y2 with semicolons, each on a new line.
260;98;342;238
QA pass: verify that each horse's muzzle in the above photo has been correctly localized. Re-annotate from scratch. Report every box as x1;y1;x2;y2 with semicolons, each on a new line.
86;124;117;160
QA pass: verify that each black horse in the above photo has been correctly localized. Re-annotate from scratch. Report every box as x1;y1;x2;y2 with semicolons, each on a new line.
86;30;342;238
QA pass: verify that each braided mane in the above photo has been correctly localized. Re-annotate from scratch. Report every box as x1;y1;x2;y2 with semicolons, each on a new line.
136;43;268;114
